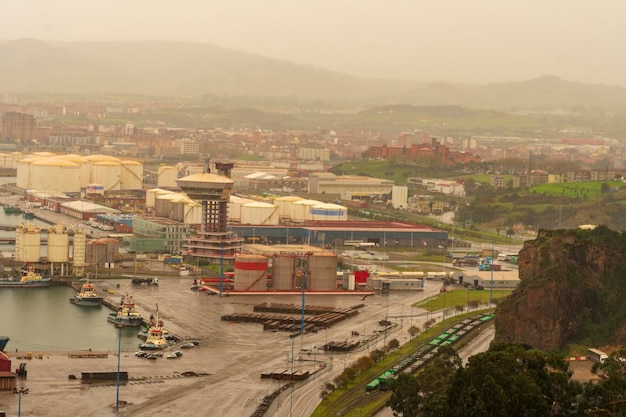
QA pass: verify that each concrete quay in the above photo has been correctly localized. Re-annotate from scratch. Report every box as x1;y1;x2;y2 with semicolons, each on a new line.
0;275;438;417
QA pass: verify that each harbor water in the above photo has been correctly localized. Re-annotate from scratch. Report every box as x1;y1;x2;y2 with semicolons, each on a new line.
0;178;140;353
0;286;141;353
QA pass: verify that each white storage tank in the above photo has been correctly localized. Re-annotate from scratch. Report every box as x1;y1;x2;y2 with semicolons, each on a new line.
51;154;89;187
120;160;144;190
15;223;41;262
271;255;297;290
274;196;303;221
72;228;86;267
155;192;179;217
146;188;167;208
0;153;12;169
47;224;69;262
169;194;188;222
307;253;338;291
157;165;178;188
10;152;25;169
228;195;254;222
234;254;268;291
29;159;81;193
291;199;323;223
183;201;201;225
310;203;348;221
16;156;46;189
241;202;279;225
92;161;122;191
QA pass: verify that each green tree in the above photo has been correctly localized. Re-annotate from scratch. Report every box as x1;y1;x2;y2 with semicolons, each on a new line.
582;349;626;415
354;356;374;373
388;338;400;351
417;345;461;417
370;349;384;363
447;343;578;417
388;373;421;417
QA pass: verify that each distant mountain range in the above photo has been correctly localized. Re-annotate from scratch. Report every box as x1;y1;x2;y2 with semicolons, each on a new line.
2;39;626;110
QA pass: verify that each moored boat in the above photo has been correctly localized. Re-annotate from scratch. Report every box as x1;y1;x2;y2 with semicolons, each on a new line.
22;210;35;219
0;336;9;352
70;279;103;307
0;268;51;288
107;294;143;327
139;309;172;350
3;204;22;215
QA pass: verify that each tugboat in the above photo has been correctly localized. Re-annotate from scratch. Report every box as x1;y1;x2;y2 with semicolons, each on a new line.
139;308;172;350
69;279;103;307
0;336;9;352
0;266;51;288
3;204;22;215
107;294;143;327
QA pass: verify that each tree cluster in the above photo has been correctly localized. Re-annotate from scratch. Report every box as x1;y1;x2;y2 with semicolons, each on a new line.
388;343;626;417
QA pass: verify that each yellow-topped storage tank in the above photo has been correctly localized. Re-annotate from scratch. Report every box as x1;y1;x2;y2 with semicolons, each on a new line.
47;224;69;262
29;159;81;193
72;228;86;267
121;160;143;190
92;161;122;191
274;196;303;221
15;223;41;262
157;165;178;188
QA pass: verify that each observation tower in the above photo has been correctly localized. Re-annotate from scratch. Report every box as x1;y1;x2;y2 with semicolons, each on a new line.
176;160;242;264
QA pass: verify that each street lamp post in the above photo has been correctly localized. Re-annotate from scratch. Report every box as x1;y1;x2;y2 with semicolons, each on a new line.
13;387;29;417
115;324;122;411
489;241;495;305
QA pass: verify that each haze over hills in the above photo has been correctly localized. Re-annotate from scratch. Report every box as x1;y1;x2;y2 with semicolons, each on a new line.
2;39;626;111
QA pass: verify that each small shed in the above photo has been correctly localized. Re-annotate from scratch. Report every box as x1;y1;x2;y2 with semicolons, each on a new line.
0;352;16;391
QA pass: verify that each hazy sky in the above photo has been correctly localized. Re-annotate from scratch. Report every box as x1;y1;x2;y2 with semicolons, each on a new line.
4;0;626;85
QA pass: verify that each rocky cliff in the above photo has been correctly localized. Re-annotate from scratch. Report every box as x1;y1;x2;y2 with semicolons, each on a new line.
495;226;626;351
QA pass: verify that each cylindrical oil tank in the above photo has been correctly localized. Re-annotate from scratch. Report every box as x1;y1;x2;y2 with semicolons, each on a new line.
16;156;45;189
16;223;41;262
168;195;187;222
73;228;86;267
183;201;201;225
51;154;89;187
307;253;338;291
228;195;253;222
271;255;297;290
241;202;279;225
155;192;179;217
0;153;10;168
29;159;81;193
234;254;268;291
274;196;303;221
92;161;122;191
291;200;322;223
157;165;178;188
120;160;144;190
86;240;107;266
145;188;165;208
310;203;348;221
47;224;69;262
10;152;25;168
98;238;120;262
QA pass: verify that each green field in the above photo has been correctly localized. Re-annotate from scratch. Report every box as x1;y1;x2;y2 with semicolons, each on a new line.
416;288;512;310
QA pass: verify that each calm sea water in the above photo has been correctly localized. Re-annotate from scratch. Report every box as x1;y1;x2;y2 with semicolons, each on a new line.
0;179;139;352
0;286;141;353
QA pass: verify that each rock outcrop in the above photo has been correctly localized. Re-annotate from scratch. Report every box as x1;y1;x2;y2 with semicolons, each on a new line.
495;226;626;351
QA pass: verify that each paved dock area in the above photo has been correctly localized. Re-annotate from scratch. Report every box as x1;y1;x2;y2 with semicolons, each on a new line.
0;190;439;416
0;276;437;417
